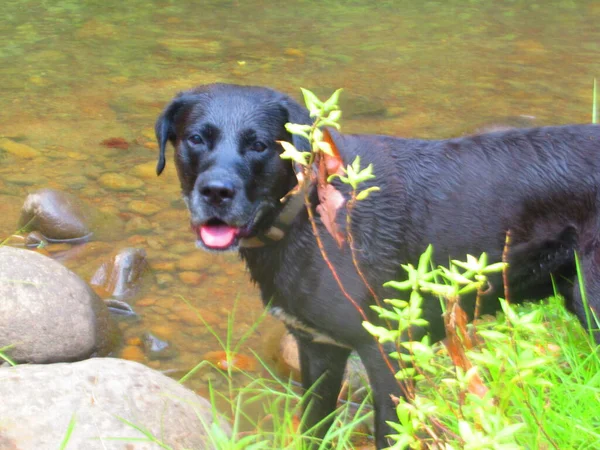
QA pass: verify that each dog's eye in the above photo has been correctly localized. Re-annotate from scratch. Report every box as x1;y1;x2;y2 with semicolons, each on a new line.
251;141;267;153
188;134;204;145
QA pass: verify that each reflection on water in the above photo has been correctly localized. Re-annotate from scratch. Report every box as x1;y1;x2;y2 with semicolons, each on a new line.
0;0;599;394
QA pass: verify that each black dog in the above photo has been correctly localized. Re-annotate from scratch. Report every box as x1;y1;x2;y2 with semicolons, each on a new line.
155;83;600;448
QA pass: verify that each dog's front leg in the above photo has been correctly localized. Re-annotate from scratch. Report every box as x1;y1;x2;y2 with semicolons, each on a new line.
294;334;351;447
355;340;404;449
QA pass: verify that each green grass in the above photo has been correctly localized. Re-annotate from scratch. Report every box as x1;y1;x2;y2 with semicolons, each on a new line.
117;295;598;450
113;292;599;449
414;297;600;449
175;297;372;449
58;413;77;450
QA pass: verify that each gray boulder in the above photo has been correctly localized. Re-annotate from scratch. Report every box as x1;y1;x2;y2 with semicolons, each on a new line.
0;358;230;449
0;246;116;363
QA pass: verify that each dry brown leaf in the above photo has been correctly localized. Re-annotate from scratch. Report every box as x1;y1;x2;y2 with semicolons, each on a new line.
321;128;344;176
315;128;346;247
444;301;489;399
316;184;346;247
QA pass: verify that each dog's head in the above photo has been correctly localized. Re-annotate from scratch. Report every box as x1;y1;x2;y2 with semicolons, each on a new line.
155;83;312;252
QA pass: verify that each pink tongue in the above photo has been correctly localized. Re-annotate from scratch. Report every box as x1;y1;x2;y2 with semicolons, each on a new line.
199;224;239;248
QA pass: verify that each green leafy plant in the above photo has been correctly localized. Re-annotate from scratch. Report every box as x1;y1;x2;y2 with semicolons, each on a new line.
363;245;600;449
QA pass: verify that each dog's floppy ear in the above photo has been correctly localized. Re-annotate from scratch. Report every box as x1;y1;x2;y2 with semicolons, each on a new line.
277;93;313;153
155;93;199;176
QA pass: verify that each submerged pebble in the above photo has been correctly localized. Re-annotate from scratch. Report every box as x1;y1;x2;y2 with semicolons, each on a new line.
0;138;41;159
143;332;177;360
98;173;144;191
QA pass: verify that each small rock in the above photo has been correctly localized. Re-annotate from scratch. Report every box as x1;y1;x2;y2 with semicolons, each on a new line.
156;273;174;288
18;189;91;241
132;161;159;179
135;296;157;307
121;344;145;362
2;234;26;246
126;336;143;347
146;237;164;250
128;200;161;216
150;324;176;339
104;298;137;317
153;261;176;271
176;307;220;327
177;251;209;271
24;231;47;248
179;271;205;285
0;138;40;159
90;248;149;299
143;332;177;360
284;48;305;59
140;127;156;140
125;216;153;234
98;173;144;192
66;151;89;161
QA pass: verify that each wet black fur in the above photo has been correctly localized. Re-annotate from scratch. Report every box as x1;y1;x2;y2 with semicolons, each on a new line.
156;83;600;449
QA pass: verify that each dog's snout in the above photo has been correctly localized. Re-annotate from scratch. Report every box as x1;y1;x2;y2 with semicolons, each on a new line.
199;180;236;206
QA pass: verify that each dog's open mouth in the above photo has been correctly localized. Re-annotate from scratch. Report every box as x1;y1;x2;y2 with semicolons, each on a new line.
195;218;241;250
193;203;272;250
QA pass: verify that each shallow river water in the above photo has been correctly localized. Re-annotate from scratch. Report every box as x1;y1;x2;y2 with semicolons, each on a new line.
0;0;599;406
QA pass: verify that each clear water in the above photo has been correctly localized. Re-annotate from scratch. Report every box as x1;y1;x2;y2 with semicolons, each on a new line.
0;0;599;396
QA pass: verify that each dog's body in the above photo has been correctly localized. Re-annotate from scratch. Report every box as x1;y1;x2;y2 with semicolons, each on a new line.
155;83;600;448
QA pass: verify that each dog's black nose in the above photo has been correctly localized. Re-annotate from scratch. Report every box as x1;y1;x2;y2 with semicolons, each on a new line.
199;181;236;206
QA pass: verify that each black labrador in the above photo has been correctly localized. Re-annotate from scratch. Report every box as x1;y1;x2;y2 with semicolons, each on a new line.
155;83;600;448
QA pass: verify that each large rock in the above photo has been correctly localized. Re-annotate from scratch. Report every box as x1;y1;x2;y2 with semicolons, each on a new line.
0;358;230;450
0;246;116;363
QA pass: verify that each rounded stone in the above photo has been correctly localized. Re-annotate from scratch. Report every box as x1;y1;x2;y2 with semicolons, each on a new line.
0;246;116;363
125;216;153;234
128;200;161;216
0;358;230;449
132;162;159;179
179;271;204;285
0;138;41;159
98;173;144;191
18;189;91;241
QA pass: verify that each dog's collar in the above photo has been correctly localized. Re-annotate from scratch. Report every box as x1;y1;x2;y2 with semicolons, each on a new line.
239;175;308;248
